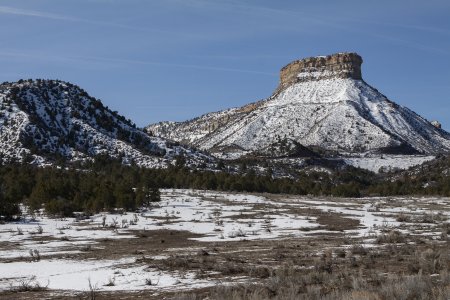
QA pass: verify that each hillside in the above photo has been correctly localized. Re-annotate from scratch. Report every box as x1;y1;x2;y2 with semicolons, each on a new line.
0;79;213;168
147;53;450;163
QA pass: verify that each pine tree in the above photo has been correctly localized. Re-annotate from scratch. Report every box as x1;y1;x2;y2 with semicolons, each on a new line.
149;187;161;203
0;187;20;220
28;180;49;212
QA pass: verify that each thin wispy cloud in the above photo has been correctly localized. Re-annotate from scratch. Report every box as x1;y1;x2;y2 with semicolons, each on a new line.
74;55;278;76
0;51;277;76
168;0;450;56
399;24;450;36
0;51;73;62
0;6;79;21
348;17;450;37
184;54;295;61
169;0;343;29
396;23;450;36
211;0;450;47
371;33;450;56
0;5;203;39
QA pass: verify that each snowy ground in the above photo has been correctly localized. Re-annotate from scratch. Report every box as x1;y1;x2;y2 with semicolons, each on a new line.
343;155;435;173
0;189;449;296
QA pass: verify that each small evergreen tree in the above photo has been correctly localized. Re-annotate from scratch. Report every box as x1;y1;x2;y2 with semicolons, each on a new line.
149;187;161;203
0;188;20;220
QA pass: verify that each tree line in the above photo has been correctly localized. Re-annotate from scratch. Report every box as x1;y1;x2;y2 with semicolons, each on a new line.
1;155;450;220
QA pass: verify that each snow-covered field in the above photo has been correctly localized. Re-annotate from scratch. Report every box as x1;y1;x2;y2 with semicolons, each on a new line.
0;189;449;295
343;155;435;173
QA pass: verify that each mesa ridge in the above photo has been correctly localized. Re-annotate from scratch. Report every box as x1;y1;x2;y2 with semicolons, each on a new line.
279;52;363;90
147;52;450;160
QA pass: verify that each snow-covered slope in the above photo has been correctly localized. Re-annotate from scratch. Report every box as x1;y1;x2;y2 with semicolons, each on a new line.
0;79;212;167
147;53;450;159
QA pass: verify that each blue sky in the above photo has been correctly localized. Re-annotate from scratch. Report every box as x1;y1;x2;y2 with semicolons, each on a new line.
0;0;449;129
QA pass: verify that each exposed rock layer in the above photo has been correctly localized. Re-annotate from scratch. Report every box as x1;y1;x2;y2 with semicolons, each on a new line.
278;52;363;91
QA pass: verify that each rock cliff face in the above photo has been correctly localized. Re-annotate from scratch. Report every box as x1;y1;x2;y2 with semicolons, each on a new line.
146;52;450;159
278;52;362;91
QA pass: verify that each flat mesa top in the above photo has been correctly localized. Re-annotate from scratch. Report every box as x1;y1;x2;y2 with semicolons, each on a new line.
281;52;363;71
279;52;363;88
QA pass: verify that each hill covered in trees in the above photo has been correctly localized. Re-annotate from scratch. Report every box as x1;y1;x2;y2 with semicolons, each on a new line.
2;154;450;221
0;79;213;168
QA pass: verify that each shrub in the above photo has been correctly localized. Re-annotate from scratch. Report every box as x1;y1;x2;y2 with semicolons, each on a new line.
9;276;48;292
376;230;406;244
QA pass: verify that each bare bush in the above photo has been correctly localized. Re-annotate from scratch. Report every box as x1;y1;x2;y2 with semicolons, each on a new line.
409;247;447;275
415;212;448;224
29;249;40;262
9;276;48;292
129;214;139;225
29;225;44;235
350;244;368;256
88;277;98;300
396;213;411;222
81;245;92;252
376;230;406;244
36;225;43;234
110;217;118;228
145;278;153;286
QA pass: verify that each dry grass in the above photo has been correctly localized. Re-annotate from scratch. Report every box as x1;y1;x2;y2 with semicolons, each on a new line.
170;239;450;300
175;267;450;300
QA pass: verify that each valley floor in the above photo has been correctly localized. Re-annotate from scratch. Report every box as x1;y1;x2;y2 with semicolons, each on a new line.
0;190;449;299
